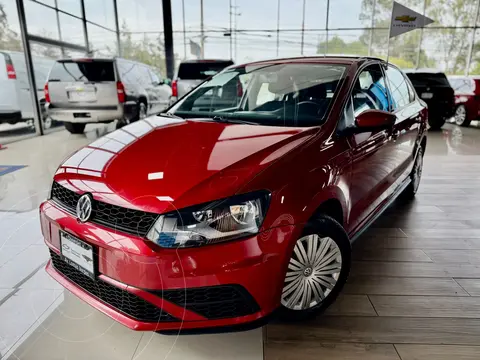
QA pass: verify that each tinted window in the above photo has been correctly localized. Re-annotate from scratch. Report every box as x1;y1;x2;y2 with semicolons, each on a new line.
407;72;451;87
386;66;410;109
177;61;233;80
49;60;115;82
171;63;346;127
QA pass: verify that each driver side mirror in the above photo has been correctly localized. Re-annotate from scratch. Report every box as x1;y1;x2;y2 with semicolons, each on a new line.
354;109;396;133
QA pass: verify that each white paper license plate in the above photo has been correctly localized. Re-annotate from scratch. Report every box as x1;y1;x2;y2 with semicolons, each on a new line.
68;91;96;102
421;92;433;99
60;231;95;278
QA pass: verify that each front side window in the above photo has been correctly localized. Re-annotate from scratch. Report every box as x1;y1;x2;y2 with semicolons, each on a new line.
170;63;346;127
339;64;389;130
386;66;411;109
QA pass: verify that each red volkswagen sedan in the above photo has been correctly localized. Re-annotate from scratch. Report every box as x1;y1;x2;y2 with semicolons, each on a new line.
40;56;427;332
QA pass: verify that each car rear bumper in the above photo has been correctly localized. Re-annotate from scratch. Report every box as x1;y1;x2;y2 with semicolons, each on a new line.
46;104;123;123
40;200;298;331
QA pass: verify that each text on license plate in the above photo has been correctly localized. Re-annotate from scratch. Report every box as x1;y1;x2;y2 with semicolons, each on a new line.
421;92;433;99
60;231;94;278
68;91;96;102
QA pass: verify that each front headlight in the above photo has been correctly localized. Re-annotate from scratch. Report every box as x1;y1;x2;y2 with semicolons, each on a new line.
146;191;271;248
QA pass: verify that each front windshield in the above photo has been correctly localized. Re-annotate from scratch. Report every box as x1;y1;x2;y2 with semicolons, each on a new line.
169;63;346;127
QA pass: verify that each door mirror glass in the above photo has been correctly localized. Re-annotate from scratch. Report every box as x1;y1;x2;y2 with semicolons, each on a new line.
355;109;396;131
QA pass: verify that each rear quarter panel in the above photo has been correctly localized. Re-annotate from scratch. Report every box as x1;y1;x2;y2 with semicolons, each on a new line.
0;54;21;114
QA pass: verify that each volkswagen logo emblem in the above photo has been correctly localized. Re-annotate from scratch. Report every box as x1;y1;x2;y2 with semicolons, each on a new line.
76;194;93;223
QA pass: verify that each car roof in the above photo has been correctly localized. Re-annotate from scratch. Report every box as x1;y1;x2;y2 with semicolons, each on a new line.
231;55;386;69
179;59;233;64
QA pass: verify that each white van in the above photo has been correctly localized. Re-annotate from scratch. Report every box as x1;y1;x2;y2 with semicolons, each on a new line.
0;51;54;128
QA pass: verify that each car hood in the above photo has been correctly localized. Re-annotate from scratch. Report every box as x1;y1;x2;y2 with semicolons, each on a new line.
54;116;316;213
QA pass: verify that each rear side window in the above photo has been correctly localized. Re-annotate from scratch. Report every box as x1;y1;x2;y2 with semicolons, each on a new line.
407;73;451;87
386;66;410;109
177;61;233;80
49;60;115;82
449;78;474;93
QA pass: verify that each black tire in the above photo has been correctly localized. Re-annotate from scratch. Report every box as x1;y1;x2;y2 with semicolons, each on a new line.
402;146;424;200
64;122;86;134
279;215;351;321
428;116;446;130
133;101;147;122
454;105;471;127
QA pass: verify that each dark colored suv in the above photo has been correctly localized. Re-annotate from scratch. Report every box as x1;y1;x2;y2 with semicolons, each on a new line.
405;69;454;130
41;56;427;332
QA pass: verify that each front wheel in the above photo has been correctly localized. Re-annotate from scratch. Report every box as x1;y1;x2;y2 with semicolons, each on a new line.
64;122;86;134
454;105;471;127
279;215;351;321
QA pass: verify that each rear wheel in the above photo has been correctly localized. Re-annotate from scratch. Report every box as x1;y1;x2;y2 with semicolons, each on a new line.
454;105;471;127
279;215;351;321
428;116;446;130
64;122;86;134
402;146;424;200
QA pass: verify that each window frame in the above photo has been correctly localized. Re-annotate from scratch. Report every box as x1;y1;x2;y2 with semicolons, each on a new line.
336;60;393;133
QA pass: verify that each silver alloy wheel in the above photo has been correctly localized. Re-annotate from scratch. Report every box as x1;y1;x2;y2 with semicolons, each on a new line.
455;105;467;125
281;235;342;311
412;149;423;193
139;103;147;119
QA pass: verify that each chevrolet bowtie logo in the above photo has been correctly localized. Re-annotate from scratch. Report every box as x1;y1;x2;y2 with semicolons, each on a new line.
395;15;416;23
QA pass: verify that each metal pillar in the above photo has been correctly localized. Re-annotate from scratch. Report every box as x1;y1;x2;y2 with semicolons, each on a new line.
466;0;480;75
182;0;187;59
200;0;205;58
16;0;44;135
162;0;175;79
80;0;90;53
415;0;427;69
325;0;329;55
276;0;280;57
113;0;121;56
368;0;376;56
300;0;306;55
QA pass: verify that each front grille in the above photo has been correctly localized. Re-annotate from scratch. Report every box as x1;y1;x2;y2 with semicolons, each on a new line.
156;285;260;320
50;250;177;323
51;182;158;237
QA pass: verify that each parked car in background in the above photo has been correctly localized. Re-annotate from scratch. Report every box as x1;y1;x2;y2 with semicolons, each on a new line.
41;56;427;332
0;50;54;129
404;69;454;130
448;76;480;127
45;57;171;134
171;59;234;103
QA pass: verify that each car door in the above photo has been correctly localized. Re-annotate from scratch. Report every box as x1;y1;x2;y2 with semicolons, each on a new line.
341;63;397;234
384;65;422;186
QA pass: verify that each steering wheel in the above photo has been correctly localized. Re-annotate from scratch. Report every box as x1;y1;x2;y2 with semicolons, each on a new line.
297;100;323;116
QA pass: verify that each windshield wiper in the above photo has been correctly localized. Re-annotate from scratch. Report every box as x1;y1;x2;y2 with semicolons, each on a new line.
159;112;184;119
211;115;259;125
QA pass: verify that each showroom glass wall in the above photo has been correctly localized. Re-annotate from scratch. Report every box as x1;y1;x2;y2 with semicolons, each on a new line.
0;0;119;145
4;0;480;145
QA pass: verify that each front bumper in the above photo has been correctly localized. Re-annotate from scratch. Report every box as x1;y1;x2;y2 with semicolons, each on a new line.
40;200;298;331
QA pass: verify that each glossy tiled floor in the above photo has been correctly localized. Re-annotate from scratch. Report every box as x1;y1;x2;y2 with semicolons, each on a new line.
1;121;480;359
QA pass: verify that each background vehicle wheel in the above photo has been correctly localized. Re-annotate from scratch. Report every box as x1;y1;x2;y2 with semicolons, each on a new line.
64;122;86;134
133;101;147;122
428;117;446;130
402;147;424;200
454;105;471;127
279;215;351;321
42;116;52;130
